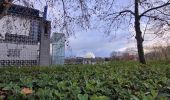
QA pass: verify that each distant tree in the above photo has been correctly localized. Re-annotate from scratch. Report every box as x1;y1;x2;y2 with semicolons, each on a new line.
95;0;170;64
105;58;110;61
145;45;170;61
110;51;120;60
110;51;119;57
110;50;136;61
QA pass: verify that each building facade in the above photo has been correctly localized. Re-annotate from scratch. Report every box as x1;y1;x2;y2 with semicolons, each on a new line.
65;57;105;65
51;33;65;65
0;4;51;66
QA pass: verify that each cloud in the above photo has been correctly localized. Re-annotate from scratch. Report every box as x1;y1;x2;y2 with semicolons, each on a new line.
65;29;136;57
65;27;170;58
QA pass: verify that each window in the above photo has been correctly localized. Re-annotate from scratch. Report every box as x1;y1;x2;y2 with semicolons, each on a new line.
44;25;49;37
30;20;39;41
7;49;20;57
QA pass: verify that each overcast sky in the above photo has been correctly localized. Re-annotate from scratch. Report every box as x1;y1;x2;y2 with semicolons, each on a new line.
65;29;136;57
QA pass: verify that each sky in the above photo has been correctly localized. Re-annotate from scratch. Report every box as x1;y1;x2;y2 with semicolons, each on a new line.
65;29;170;58
65;29;136;57
14;0;170;58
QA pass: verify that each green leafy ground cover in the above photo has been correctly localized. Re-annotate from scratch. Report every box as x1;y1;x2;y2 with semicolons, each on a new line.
0;61;170;100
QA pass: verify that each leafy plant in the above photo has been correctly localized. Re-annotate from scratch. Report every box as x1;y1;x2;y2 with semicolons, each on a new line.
0;61;169;99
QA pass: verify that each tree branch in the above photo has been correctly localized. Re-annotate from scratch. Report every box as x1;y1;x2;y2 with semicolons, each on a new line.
119;10;135;16
140;1;170;18
143;15;170;26
143;18;151;40
102;10;134;20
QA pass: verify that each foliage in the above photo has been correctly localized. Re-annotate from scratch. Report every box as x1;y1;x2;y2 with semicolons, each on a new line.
0;61;170;100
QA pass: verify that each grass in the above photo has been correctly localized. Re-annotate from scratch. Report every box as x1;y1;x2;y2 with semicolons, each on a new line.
0;61;170;100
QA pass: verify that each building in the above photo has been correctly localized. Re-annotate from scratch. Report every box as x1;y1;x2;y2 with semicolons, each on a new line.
0;4;51;66
51;33;65;65
83;52;96;64
65;57;105;65
65;52;105;65
64;52;96;65
65;57;83;65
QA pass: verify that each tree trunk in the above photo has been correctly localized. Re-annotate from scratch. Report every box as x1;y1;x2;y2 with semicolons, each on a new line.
136;36;146;64
134;0;146;64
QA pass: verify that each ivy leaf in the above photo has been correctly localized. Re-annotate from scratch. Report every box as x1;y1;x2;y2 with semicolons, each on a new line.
131;95;140;100
151;90;158;99
2;86;11;91
90;95;109;100
78;94;88;100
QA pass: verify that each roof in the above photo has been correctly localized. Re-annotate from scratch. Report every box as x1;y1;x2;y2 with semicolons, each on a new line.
0;4;39;18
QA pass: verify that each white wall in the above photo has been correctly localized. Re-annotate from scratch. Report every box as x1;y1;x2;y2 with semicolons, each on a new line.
0;43;39;60
0;15;31;39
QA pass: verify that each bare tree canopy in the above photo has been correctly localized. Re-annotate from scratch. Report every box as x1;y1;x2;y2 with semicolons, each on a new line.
93;0;170;64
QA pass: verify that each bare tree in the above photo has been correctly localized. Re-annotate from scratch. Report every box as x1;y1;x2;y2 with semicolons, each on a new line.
145;44;170;61
96;0;170;64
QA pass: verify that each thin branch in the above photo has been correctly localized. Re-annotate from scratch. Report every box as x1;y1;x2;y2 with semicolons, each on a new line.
102;10;134;20
156;9;170;17
143;18;151;39
61;0;69;35
143;15;170;26
140;1;170;18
